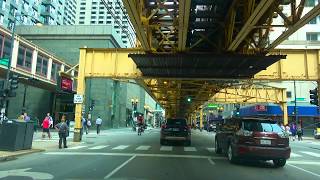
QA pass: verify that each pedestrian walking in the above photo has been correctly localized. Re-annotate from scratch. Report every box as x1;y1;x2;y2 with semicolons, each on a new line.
55;115;69;149
297;124;303;141
86;117;92;134
46;113;54;128
41;116;51;139
82;116;88;135
18;113;24;121
24;112;30;122
96;116;102;134
290;123;297;141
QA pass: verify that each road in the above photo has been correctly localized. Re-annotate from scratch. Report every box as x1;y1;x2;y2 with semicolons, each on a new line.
1;128;320;180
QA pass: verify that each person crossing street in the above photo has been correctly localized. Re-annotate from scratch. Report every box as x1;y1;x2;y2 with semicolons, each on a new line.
55;115;69;149
96;116;102;135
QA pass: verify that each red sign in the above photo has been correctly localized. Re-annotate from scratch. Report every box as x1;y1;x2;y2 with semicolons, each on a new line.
255;105;267;112
61;76;73;92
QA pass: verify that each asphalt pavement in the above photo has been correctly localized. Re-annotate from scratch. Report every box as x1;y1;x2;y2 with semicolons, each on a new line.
1;128;320;180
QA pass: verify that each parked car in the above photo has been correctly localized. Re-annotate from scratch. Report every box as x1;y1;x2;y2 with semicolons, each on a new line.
214;117;291;167
160;118;191;146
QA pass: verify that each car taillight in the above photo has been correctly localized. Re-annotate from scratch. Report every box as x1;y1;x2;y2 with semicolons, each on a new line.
236;129;253;137
161;125;167;129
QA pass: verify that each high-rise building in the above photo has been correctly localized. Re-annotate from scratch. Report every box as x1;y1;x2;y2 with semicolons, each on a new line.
271;0;320;42
0;0;77;30
75;0;135;48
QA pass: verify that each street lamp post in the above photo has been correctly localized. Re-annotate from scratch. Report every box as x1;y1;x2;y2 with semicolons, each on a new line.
1;14;42;119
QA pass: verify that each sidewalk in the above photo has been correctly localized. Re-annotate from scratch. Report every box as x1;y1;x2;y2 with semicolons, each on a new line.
0;127;146;161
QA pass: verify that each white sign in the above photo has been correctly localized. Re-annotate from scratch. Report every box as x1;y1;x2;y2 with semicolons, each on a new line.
74;94;83;104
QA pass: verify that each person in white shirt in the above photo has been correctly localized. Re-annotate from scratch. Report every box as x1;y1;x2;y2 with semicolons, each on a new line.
96;116;102;134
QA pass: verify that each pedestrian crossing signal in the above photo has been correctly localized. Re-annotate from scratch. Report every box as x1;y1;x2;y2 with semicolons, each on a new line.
310;88;318;106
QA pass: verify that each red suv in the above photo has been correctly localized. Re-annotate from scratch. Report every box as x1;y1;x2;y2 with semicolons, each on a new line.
160;118;191;146
215;117;291;167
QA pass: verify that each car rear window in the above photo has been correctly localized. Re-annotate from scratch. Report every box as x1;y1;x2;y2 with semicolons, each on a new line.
166;119;187;126
243;120;284;133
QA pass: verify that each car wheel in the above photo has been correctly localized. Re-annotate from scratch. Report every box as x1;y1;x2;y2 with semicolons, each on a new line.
160;139;165;145
185;140;191;146
227;144;237;163
215;139;222;154
273;159;286;167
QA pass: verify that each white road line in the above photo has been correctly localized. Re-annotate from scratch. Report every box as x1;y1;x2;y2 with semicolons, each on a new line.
135;146;151;151
184;147;196;152
300;151;320;157
288;161;320;165
112;145;129;150
89;145;109;150
288;164;320;178
67;146;87;150
208;158;215;165
290;153;302;158
44;152;226;159
207;148;215;152
104;155;136;179
160;146;173;151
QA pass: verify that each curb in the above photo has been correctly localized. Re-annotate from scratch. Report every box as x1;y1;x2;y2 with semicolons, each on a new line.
0;149;45;162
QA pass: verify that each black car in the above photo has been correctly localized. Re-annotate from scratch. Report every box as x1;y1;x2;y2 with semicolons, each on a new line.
160;118;191;146
215;117;290;167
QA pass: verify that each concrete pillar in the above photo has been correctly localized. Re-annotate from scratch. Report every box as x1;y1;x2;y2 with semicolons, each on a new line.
280;102;288;125
31;49;38;75
10;39;19;68
47;58;52;80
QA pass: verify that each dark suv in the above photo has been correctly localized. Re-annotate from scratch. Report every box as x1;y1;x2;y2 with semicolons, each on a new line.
214;117;291;167
160;118;191;146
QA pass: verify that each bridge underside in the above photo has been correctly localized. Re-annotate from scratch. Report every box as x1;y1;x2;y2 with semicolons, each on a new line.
129;53;284;79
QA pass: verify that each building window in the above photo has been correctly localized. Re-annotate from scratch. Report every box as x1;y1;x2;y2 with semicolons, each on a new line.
79;21;84;24
306;33;318;41
286;91;292;98
17;45;33;71
98;21;103;24
80;7;85;10
308;17;317;24
36;55;48;77
80;11;85;15
51;62;61;81
91;11;96;14
305;0;315;7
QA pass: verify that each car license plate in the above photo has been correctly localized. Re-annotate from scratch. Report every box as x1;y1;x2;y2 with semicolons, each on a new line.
260;139;271;145
172;128;179;131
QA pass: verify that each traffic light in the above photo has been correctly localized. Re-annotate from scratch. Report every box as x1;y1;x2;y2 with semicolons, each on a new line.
310;88;318;106
9;73;19;90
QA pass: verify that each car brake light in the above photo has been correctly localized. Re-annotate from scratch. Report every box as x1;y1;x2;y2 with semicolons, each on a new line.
161;125;167;129
236;129;253;137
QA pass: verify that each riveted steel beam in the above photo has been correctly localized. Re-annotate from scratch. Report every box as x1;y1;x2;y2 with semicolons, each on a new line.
178;0;191;51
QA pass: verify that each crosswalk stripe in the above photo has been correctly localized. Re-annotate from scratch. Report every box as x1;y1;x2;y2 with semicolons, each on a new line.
300;151;320;157
89;145;109;150
290;153;302;157
160;146;173;151
112;145;129;150
135;146;151;151
184;147;196;152
68;146;87;150
207;148;215;152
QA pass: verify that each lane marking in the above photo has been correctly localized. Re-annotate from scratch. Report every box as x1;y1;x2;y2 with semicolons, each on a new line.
89;145;109;150
287;164;320;178
104;155;136;179
207;148;215;153
135;146;151;151
184;147;197;152
67;146;87;150
44;152;226;159
112;145;129;150
207;158;215;165
160;146;173;151
290;153;302;158
300;151;320;157
288;161;320;165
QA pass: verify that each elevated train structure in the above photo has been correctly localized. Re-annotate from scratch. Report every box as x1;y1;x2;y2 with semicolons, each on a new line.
72;0;320;141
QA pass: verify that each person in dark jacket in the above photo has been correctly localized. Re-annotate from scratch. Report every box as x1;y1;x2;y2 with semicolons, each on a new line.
55;115;69;149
